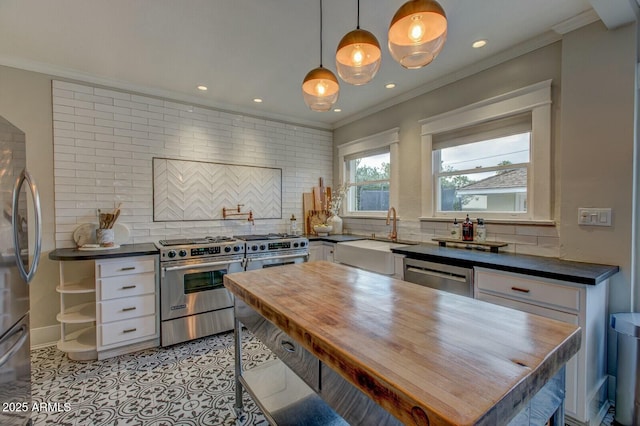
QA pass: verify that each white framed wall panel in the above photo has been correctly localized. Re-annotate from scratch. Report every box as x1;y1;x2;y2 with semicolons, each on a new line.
153;157;281;221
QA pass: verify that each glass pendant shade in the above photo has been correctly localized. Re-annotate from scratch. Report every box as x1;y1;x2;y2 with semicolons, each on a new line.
302;66;340;111
388;0;447;69
336;28;381;85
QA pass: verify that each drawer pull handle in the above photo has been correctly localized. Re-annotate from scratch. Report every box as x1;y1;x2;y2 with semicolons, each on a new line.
281;341;296;353
121;285;137;290
123;328;137;333
511;286;531;294
120;267;136;271
122;307;137;312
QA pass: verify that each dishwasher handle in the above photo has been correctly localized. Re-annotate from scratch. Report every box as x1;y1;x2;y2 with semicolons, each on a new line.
405;266;469;283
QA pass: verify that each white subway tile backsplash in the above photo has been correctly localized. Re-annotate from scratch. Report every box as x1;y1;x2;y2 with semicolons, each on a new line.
95;103;132;115
114;98;149;111
53;97;94;109
52;89;74;100
53;80;93;94
94;87;131;100
75;108;114;120
131;94;163;106
74;92;113;105
53;80;332;246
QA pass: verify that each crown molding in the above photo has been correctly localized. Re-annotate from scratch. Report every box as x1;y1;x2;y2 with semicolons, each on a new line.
551;9;600;34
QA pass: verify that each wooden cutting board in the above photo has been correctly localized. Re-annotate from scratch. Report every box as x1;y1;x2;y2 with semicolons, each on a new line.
313;177;327;210
302;192;314;235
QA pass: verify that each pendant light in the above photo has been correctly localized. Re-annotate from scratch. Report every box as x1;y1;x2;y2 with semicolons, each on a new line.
388;0;447;69
302;0;339;111
335;0;381;85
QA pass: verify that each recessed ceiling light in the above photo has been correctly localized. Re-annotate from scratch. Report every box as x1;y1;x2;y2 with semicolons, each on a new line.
472;39;487;49
253;98;263;103
197;85;208;91
385;83;396;89
333;108;342;112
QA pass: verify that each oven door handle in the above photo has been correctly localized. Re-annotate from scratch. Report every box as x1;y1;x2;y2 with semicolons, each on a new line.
247;253;309;263
163;259;243;273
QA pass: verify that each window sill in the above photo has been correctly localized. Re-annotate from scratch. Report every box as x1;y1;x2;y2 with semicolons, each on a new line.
342;214;396;220
419;217;555;226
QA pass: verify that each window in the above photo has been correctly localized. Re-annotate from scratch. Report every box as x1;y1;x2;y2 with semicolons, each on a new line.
345;150;390;212
337;128;399;217
433;113;531;214
420;80;552;221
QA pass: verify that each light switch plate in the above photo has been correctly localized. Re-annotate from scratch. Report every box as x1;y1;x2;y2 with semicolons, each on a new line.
578;208;612;226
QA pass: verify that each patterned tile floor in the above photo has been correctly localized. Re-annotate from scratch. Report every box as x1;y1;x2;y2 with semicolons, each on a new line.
31;331;273;425
31;330;616;426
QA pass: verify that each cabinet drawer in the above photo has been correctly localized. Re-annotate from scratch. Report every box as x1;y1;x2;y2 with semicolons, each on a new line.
98;272;155;301
475;268;580;312
98;294;155;323
99;315;156;347
97;257;155;278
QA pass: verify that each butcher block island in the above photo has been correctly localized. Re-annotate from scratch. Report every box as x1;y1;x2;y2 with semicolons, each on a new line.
224;261;581;426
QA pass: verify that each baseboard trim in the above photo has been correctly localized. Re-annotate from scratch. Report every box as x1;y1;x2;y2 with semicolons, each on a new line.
31;324;60;350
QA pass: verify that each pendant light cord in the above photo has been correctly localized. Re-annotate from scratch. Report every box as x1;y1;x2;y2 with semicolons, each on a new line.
319;0;323;68
357;0;360;29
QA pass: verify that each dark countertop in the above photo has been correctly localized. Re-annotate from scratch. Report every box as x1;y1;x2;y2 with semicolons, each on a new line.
391;244;619;285
49;243;158;261
307;234;367;243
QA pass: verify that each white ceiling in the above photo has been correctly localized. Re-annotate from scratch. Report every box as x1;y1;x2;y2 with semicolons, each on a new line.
0;1;634;129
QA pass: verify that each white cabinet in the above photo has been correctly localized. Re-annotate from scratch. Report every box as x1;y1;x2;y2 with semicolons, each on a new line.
56;255;159;360
309;241;336;262
96;256;159;359
475;267;609;426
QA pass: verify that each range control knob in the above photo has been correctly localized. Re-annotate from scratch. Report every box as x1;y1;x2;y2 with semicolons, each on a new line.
300;241;306;247
224;246;231;253
293;242;299;248
167;250;177;258
259;244;266;251
251;245;258;252
179;250;187;257
233;246;241;252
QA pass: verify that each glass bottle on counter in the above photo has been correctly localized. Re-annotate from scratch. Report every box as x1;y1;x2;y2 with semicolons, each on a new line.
290;214;298;236
462;214;474;241
451;218;460;240
476;218;486;242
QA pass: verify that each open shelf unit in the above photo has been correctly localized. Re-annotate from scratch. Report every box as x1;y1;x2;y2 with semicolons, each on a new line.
56;260;97;361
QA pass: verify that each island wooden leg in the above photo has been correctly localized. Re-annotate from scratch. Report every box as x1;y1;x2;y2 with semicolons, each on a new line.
234;315;244;413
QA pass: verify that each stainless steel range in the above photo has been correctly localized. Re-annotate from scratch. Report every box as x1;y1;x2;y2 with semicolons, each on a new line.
235;233;309;271
157;236;245;347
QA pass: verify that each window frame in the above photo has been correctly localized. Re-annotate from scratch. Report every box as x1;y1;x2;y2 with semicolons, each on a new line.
338;128;399;218
420;80;552;222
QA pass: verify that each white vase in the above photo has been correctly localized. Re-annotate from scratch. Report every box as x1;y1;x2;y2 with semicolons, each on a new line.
327;214;343;235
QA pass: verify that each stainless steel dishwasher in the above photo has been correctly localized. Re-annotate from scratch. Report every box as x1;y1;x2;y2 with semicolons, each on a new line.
403;258;473;297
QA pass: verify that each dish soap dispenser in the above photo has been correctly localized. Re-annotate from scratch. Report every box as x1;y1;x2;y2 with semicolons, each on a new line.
476;218;486;242
451;218;460;240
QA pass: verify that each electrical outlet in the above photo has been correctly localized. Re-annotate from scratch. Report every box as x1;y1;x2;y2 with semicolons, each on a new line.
578;208;612;226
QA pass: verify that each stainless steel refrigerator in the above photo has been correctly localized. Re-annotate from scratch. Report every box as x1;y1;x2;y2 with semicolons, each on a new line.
0;115;42;426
